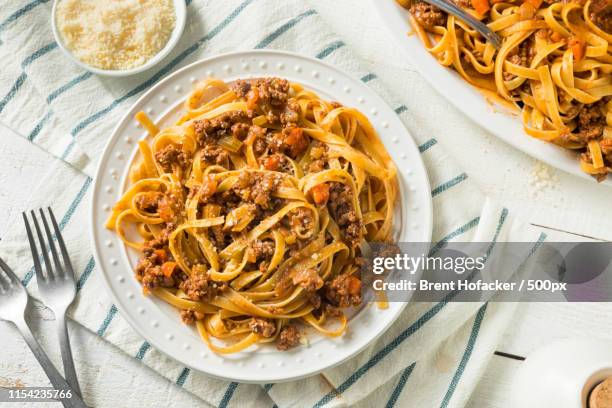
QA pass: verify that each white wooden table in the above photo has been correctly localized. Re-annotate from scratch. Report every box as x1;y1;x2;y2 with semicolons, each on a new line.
2;1;612;406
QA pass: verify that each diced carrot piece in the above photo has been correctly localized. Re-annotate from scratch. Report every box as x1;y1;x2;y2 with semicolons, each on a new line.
285;128;303;145
284;128;308;157
550;31;563;42
348;276;361;296
161;261;177;277
246;88;259;110
153;249;167;263
568;37;586;62
158;197;174;222
519;2;536;19
311;183;330;206
524;0;543;9
471;0;490;15
263;155;281;170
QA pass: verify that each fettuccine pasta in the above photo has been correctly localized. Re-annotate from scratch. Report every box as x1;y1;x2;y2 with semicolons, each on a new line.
398;0;611;179
107;77;398;353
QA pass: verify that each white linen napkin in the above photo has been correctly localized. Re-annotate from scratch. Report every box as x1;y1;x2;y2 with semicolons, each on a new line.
0;0;545;407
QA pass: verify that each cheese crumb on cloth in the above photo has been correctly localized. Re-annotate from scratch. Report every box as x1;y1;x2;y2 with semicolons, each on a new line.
56;0;176;70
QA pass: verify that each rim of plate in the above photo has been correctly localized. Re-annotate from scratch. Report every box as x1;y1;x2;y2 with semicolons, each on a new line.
90;50;433;383
371;0;612;187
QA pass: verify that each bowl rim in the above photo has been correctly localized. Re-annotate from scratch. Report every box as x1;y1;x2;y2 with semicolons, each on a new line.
51;0;187;77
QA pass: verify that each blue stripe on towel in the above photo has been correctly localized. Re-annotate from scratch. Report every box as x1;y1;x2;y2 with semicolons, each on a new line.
176;367;190;386
0;73;27;114
394;105;408;115
97;305;118;336
135;341;151;360
21;42;57;68
66;0;256;143
27;110;53;141
263;383;274;392
76;256;95;291
0;42;57;114
219;382;239;408
254;9;317;49
47;72;93;104
484;208;508;257
428;217;480;256
315;40;346;59
440;304;488;408
60;140;76;161
59;177;92;229
22;176;92;285
418;138;437;153
385;363;416;408
0;0;50;34
431;173;468;197
361;73;377;83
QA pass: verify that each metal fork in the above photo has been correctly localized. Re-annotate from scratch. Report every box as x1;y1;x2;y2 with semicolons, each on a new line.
23;208;81;397
0;257;87;407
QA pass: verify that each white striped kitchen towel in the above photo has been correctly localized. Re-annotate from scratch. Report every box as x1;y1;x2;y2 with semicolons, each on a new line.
0;0;545;407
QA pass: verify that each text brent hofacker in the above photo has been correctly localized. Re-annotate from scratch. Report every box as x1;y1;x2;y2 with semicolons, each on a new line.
372;279;518;292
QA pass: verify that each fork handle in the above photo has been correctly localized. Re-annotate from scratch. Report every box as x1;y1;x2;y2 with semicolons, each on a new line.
15;319;88;408
57;315;82;396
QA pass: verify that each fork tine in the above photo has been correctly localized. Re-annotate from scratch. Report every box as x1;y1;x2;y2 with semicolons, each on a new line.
0;260;10;291
39;209;65;279
0;256;23;287
23;212;46;283
47;208;75;280
30;210;55;280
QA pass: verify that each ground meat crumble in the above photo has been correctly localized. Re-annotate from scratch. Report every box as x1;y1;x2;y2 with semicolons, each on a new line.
325;273;362;308
155;144;190;172
193;111;249;142
232;171;282;209
409;2;446;30
292;268;324;293
328;182;363;249
575;99;608;142
277;325;301;350
179;271;227;302
180;309;204;325
136;192;163;213
249;318;276;338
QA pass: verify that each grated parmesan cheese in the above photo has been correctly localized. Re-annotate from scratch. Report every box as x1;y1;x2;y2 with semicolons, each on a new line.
529;160;559;197
56;0;175;70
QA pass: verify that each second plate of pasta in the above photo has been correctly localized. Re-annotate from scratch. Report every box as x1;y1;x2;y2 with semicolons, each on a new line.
373;0;612;184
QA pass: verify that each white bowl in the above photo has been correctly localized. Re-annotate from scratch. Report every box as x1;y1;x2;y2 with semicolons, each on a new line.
51;0;186;77
510;338;612;408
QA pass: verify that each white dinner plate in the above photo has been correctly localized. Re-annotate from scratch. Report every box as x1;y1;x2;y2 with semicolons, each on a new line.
90;50;433;383
372;0;611;186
